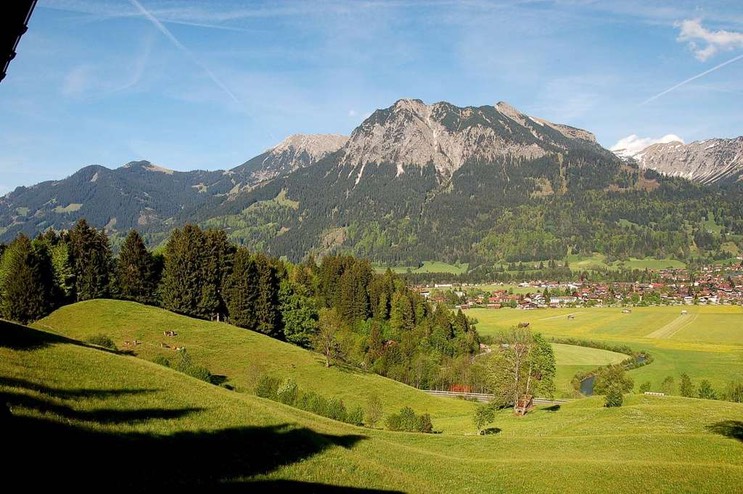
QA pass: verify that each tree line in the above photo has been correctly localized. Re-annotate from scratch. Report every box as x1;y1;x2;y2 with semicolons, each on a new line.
0;219;480;389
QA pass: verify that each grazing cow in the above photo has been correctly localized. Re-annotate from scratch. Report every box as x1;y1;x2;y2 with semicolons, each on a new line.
160;342;171;349
517;322;530;328
567;315;575;320
163;330;178;337
174;346;185;352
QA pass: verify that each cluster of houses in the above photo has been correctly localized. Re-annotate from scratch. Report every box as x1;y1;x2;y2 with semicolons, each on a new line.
416;263;743;309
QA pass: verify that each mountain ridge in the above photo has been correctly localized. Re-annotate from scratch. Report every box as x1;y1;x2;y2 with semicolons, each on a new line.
1;98;741;268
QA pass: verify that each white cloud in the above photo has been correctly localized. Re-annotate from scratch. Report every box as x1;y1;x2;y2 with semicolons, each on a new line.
610;134;684;157
348;109;357;117
677;19;743;61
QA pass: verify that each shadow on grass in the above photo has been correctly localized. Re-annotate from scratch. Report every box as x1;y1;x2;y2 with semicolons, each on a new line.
0;376;157;400
481;427;502;435
1;377;396;491
706;420;743;442
2;389;203;424
0;319;80;351
543;404;561;412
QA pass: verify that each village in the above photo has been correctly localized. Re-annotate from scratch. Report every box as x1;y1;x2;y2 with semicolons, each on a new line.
415;262;743;309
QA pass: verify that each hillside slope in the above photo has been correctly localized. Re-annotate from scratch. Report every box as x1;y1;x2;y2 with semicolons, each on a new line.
3;306;743;492
35;299;476;432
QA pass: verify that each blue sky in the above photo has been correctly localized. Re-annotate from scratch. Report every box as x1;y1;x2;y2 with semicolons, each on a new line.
1;0;742;194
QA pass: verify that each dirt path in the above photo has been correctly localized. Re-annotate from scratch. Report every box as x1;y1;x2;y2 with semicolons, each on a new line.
646;312;698;339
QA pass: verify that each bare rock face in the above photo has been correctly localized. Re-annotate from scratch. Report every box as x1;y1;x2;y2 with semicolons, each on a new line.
339;98;598;182
234;134;348;183
635;137;743;185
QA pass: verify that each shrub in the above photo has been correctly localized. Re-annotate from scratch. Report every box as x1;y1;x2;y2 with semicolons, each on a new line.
679;373;694;397
385;406;435;433
365;394;383;428
276;378;299;406
174;348;213;383
386;413;402;431
473;403;495;434
638;381;651;393
417;413;433;433
183;364;213;383
325;398;347;422
605;387;623;407
86;334;117;351
255;375;282;399
697;380;717;400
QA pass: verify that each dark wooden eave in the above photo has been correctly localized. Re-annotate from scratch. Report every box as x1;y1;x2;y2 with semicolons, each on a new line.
1;0;37;83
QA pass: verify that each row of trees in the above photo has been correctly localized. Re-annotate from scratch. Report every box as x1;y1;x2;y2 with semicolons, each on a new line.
0;220;481;390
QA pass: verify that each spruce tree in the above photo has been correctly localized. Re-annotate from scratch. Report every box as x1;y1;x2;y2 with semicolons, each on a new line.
117;229;156;303
160;225;204;316
224;247;259;329
254;253;281;337
67;219;112;301
1;235;54;323
197;229;232;320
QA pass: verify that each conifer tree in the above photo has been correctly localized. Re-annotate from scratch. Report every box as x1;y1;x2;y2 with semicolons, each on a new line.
160;225;204;316
0;235;55;323
224;247;259;329
67;219;112;301
197;229;232;320
117;229;156;303
254;253;281;337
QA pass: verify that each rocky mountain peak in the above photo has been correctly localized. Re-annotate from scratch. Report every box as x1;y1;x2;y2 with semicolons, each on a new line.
632;136;743;185
341;99;600;181
231;134;348;184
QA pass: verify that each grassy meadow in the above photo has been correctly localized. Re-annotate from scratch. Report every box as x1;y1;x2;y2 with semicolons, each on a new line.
34;300;476;433
2;308;742;492
469;305;743;394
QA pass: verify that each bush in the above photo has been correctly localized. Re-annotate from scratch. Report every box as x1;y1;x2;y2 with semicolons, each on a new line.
385;406;435;433
679;373;694;397
417;413;433;433
473;403;495;433
255;375;282;399
638;381;651;393
697;380;717;400
605;387;623;407
276;378;298;406
174;349;213;383
365;394;383;428
86;334;117;351
325;398;347;422
183;364;213;383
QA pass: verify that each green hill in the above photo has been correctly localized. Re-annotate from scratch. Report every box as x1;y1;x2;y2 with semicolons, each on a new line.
1;301;741;491
34;299;476;433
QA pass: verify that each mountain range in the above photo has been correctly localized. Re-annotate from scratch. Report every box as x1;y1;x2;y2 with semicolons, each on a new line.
612;135;743;185
1;99;741;268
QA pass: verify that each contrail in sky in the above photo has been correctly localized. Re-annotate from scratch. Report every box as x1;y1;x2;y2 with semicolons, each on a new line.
128;0;241;105
641;53;743;105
